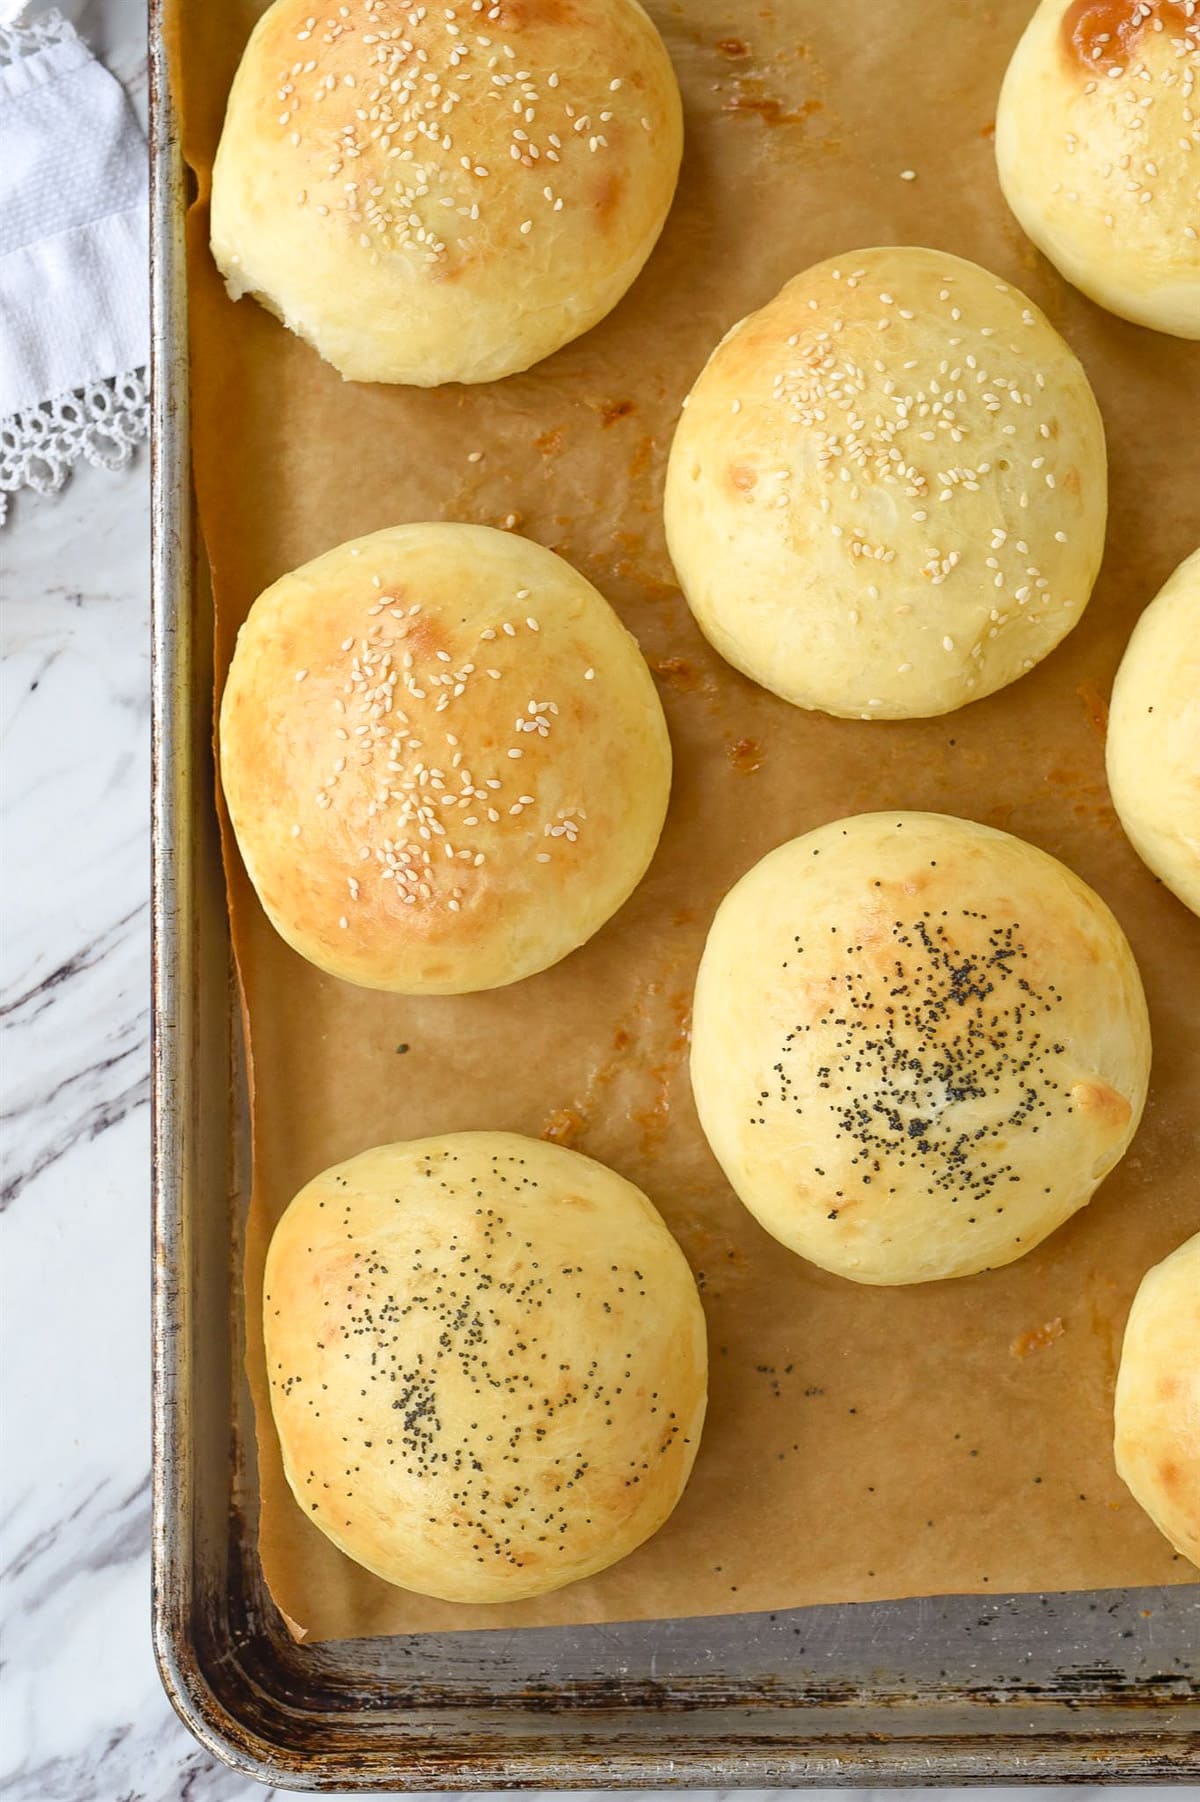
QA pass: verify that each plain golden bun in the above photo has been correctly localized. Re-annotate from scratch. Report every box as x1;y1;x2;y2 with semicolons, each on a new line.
996;0;1200;339
1107;546;1200;916
691;812;1150;1285
263;1132;707;1602
1114;1233;1200;1570
663;248;1107;721
210;0;683;384
219;523;671;993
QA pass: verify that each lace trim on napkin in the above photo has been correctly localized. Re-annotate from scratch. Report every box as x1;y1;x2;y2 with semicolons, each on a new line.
0;9;149;522
0;370;148;525
0;12;77;66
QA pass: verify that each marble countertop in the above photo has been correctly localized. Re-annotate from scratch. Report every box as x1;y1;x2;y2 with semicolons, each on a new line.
0;1;1193;1798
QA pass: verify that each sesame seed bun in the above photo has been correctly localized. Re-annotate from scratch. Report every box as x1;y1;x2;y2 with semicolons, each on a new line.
1114;1232;1200;1570
1106;545;1200;917
662;246;1108;721
218;523;671;993
209;0;683;385
690;813;1151;1286
996;0;1200;340
263;1132;707;1602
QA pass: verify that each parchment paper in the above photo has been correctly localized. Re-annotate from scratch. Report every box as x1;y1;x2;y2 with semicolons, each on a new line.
166;0;1200;1640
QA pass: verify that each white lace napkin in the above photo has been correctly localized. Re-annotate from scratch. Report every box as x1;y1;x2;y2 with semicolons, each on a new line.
0;9;148;522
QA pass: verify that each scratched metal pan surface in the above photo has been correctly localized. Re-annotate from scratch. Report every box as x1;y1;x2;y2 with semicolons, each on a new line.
147;10;1200;1789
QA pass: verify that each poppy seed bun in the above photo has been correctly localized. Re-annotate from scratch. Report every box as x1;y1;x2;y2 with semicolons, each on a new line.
263;1133;708;1602
210;0;683;385
663;247;1107;720
219;523;671;993
690;813;1151;1286
1115;1232;1200;1569
996;0;1200;340
1106;546;1200;916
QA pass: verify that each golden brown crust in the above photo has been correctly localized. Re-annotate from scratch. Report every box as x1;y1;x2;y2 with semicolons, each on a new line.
664;248;1107;721
997;0;1200;338
1106;546;1200;917
1060;0;1199;72
210;0;683;383
219;523;671;993
691;812;1151;1285
1115;1233;1200;1570
263;1132;707;1602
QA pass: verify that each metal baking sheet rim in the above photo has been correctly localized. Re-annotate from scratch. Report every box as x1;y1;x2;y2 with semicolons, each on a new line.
147;4;1200;1785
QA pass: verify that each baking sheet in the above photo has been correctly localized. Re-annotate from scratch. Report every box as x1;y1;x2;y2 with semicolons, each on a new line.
166;0;1200;1642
